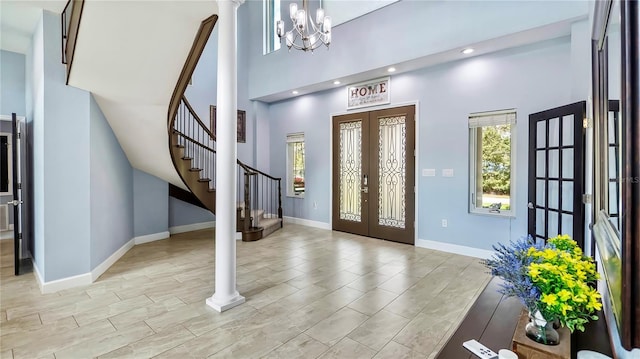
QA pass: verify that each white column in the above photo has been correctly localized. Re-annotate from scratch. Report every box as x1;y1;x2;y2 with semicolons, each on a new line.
206;0;245;312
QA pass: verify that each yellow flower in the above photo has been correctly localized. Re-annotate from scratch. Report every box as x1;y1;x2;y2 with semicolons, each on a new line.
541;293;558;306
560;303;573;316
529;265;540;278
557;289;572;302
542;249;557;260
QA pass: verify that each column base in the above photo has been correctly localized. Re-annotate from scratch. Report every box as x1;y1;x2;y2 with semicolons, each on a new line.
206;293;245;312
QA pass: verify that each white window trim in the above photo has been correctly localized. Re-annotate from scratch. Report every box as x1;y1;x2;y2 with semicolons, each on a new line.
468;110;517;217
0;132;12;196
286;132;305;198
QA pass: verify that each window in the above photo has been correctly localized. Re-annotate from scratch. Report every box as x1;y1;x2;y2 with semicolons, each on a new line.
469;110;516;216
286;133;305;197
263;0;281;54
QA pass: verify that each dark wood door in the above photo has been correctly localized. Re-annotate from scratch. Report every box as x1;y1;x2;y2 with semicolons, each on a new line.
11;114;31;275
528;102;586;249
332;105;415;244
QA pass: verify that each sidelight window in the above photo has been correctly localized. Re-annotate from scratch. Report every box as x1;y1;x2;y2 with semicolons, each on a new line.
286;133;305;197
469;110;516;216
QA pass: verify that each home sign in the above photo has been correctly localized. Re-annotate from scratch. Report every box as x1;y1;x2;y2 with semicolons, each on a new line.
347;77;390;110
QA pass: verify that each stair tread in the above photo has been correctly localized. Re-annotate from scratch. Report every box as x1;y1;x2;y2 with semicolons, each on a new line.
198;178;211;182
182;157;193;160
189;168;202;172
259;217;281;227
239;208;265;218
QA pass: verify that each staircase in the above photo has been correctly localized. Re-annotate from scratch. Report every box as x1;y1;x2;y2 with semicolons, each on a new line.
63;3;282;241
166;16;283;241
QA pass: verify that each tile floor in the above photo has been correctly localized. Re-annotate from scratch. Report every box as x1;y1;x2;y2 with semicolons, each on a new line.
0;224;491;358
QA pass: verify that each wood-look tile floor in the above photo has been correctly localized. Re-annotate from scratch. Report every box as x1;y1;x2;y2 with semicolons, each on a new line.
0;225;490;358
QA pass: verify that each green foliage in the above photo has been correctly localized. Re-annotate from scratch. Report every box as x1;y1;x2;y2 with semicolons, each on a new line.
481;125;511;195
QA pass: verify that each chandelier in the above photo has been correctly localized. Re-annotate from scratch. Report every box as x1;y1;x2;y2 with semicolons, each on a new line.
276;0;332;52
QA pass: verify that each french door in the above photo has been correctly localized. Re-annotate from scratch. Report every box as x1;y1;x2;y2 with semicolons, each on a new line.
332;105;415;244
528;102;586;250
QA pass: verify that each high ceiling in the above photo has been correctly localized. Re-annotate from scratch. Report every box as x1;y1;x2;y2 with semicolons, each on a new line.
1;0;67;54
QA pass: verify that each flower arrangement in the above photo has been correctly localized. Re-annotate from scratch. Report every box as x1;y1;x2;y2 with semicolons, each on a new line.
484;234;601;333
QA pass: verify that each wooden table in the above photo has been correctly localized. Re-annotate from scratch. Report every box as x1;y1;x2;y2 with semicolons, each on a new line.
435;277;613;359
435;278;522;358
511;309;570;359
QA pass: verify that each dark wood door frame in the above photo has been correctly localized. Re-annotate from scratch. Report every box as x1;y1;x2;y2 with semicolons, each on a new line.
331;105;416;245
527;102;586;249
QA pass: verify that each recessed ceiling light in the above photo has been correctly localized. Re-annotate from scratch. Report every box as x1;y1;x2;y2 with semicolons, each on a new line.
387;67;396;73
462;48;474;55
333;80;341;85
292;90;299;95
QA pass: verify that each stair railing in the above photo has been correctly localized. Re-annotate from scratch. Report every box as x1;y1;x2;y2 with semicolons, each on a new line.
167;14;281;239
172;96;282;234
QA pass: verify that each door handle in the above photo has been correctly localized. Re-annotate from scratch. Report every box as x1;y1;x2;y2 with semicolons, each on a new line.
361;187;368;193
7;200;22;206
527;202;534;209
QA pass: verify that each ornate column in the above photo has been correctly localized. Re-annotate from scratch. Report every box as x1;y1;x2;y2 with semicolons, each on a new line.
206;0;245;312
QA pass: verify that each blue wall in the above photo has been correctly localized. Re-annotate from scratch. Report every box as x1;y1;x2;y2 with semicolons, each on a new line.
90;94;134;268
268;37;574;250
40;10;92;281
169;197;214;227
133;169;168;237
1;50;26;116
184;9;255;167
245;0;588;99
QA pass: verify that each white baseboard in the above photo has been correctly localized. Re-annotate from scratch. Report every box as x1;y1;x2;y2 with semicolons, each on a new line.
91;238;135;281
33;261;43;292
283;216;331;230
134;231;170;245
169;221;215;235
39;271;92;294
416;238;495;259
0;231;12;240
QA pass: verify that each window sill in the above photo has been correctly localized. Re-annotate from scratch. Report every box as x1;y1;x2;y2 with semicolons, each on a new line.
469;209;515;218
286;194;305;199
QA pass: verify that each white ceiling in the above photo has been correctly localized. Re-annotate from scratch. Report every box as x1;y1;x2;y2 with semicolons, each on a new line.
0;0;67;54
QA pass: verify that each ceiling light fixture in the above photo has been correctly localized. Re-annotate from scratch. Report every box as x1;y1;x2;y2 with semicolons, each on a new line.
387;67;396;73
277;0;332;52
333;80;341;85
462;48;474;55
292;90;299;95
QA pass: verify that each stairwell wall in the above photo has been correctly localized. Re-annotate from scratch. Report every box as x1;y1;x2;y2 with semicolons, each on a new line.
133;169;168;238
169;197;214;228
22;10;94;282
89;94;134;269
184;7;255;167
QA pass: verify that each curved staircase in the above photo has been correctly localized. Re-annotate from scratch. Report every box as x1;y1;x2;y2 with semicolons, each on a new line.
61;3;282;241
166;16;283;241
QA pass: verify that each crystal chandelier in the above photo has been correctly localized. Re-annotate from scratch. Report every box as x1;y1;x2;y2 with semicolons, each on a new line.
276;0;332;52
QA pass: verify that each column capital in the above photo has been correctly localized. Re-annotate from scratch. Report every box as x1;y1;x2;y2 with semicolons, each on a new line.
231;0;245;8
